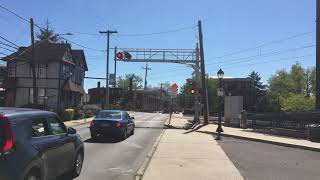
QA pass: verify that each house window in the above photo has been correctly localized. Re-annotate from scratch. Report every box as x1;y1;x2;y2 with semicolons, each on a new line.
38;66;47;78
29;88;46;104
8;67;15;77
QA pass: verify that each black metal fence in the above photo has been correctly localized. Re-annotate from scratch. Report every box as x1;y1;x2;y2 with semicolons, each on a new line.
247;112;320;130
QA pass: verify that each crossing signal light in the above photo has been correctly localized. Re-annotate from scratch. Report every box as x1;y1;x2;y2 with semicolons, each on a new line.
116;52;123;59
124;51;132;60
190;88;195;95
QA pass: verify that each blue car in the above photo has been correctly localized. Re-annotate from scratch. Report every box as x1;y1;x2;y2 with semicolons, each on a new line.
90;110;135;140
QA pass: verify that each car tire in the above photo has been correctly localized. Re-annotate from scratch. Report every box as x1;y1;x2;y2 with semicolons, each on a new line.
121;129;127;140
91;134;97;140
70;151;84;178
24;169;41;180
131;128;135;135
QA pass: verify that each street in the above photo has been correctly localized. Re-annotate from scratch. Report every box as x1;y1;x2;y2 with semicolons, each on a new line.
61;112;168;180
218;137;320;180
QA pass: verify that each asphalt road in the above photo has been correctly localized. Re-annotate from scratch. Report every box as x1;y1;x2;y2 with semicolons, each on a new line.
218;137;320;180
59;112;168;180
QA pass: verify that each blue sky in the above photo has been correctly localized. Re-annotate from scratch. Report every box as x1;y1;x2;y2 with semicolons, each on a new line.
0;0;316;91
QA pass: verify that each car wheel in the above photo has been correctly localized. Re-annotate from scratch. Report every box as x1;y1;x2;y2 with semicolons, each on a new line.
131;128;135;135
70;151;84;178
91;134;97;140
25;169;41;180
121;129;127;140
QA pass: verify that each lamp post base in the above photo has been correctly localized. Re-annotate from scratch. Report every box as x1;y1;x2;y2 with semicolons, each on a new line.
215;132;222;140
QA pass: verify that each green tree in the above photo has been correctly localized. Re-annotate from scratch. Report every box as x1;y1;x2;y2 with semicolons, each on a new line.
247;71;267;112
36;20;60;42
281;94;315;112
116;74;143;90
290;63;306;94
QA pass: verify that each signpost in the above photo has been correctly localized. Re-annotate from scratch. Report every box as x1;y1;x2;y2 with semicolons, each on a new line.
169;83;179;125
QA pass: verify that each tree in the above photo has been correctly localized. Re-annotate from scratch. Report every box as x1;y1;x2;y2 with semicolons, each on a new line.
116;74;143;90
281;94;315;112
247;71;267;111
290;63;306;94
36;20;60;42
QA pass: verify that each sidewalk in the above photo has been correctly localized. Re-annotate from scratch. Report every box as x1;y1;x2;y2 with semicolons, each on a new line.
141;116;244;180
168;114;320;152
64;117;94;127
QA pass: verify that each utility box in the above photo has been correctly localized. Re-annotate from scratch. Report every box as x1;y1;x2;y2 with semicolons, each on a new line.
224;96;243;127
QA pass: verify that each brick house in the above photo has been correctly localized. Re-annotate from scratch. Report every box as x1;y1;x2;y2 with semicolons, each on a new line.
3;39;88;110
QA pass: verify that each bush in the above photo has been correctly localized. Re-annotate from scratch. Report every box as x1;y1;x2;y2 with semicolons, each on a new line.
74;104;101;119
62;109;75;121
281;94;315;112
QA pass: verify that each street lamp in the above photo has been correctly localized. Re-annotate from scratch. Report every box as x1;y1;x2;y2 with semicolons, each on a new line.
216;68;224;140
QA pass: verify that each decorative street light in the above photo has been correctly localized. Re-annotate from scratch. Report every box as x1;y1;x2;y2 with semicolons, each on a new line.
216;68;224;140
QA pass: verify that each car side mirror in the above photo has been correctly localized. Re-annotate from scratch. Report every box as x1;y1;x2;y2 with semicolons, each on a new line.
131;117;135;120
67;127;77;134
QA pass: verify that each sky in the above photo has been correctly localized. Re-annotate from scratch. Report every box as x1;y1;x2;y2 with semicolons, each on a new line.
0;0;316;91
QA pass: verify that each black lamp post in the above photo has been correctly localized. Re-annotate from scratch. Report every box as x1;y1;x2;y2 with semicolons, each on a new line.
216;68;224;140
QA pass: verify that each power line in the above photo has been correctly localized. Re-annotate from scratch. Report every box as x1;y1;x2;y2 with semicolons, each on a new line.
0;4;29;23
0;35;19;48
210;31;314;60
0;46;16;52
0;41;19;49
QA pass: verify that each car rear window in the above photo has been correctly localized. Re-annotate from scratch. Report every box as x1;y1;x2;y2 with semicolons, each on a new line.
96;112;122;119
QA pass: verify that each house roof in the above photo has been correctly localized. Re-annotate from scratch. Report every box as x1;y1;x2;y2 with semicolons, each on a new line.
63;79;85;94
2;39;74;64
71;50;88;71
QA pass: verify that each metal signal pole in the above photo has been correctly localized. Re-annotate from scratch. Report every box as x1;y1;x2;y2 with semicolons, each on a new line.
99;30;117;108
316;0;320;110
114;46;117;88
142;63;151;90
198;20;209;124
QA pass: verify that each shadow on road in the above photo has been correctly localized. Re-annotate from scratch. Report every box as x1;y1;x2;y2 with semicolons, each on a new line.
84;137;121;144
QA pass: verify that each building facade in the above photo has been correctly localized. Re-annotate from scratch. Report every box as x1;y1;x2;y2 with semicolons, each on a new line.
3;39;88;110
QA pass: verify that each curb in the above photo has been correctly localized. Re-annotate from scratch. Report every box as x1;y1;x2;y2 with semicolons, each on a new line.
65;118;94;127
135;129;166;180
195;130;320;152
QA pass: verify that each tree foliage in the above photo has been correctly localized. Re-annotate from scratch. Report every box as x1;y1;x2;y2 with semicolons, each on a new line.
36;20;60;42
117;73;143;90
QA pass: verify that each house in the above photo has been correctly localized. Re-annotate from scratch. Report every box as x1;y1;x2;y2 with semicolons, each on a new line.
3;39;88;110
0;65;6;106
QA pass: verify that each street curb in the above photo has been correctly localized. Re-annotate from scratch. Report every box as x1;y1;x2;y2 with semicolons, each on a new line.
195;130;320;152
135;129;166;180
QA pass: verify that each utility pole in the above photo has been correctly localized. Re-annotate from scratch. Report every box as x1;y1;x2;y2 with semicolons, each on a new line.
99;30;118;109
114;46;117;88
193;43;200;124
198;20;209;124
142;63;151;90
316;0;320;110
30;18;38;104
159;83;163;111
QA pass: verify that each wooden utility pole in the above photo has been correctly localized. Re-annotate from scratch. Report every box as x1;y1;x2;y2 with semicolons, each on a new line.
198;20;209;124
142;63;151;90
316;0;320;110
99;30;117;108
30;18;38;104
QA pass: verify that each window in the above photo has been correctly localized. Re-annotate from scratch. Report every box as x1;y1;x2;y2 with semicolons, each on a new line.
29;88;34;103
32;118;49;137
96;111;122;119
125;113;130;120
38;66;47;78
8;67;15;77
48;116;66;135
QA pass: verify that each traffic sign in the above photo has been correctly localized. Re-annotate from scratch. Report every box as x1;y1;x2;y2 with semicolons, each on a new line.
171;83;178;91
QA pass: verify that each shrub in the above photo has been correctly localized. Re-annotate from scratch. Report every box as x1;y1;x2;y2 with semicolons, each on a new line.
62;109;75;121
281;94;315;112
74;104;101;119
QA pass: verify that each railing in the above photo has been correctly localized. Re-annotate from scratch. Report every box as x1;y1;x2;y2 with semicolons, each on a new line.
247;112;320;130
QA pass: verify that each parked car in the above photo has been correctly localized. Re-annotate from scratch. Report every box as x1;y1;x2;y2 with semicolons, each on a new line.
0;108;84;180
90;110;135;140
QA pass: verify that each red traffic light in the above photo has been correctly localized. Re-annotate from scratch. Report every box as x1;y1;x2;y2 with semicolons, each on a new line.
116;52;123;59
191;89;195;95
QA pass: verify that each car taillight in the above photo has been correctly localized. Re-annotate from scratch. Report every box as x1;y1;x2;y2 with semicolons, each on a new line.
116;122;123;127
0;114;14;154
90;120;95;127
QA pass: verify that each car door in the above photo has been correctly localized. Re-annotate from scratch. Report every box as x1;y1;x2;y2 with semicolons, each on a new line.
47;115;76;175
125;113;134;133
30;116;61;179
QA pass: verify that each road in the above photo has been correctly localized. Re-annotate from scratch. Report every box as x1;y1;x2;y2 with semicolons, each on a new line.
218;137;320;180
59;112;168;180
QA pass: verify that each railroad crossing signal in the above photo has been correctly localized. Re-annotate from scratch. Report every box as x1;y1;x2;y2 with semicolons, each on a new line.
116;51;132;60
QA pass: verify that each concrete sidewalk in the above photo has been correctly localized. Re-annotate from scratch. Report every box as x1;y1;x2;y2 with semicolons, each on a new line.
142;128;243;180
168;114;320;152
64;117;94;127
